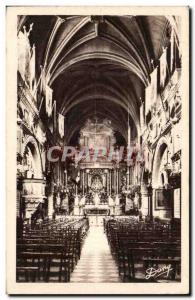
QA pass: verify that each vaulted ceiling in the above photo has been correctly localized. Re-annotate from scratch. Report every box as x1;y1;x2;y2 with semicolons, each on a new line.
18;15;178;144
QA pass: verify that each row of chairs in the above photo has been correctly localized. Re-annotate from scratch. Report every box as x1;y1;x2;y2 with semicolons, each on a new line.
105;218;181;282
17;217;89;282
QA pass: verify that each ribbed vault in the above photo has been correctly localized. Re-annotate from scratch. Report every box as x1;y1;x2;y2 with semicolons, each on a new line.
19;15;179;144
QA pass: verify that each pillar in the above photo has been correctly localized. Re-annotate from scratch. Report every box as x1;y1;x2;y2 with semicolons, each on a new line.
109;169;112;195
107;170;109;194
113;169;116;193
74;195;80;215
105;171;107;193
86;170;89;193
64;170;67;188
140;183;149;217
116;169;119;194
148;184;153;220
126;168;130;188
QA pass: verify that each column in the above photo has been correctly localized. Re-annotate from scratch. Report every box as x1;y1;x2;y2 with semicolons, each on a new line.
118;169;120;194
118;170;120;193
116;169;119;194
132;166;135;185
75;183;78;196
148;184;153;220
64;169;67;188
107;170;109;194
86;170;89;193
126;168;129;188
130;167;132;186
79;169;82;192
140;183;152;218
113;169;116;193
109;169;112;195
74;191;80;215
108;170;110;195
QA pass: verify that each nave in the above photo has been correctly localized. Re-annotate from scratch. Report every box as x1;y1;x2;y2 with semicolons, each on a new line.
17;215;181;283
16;14;182;285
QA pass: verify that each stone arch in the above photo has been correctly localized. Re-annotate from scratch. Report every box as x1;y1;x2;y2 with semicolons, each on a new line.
22;135;43;179
152;136;171;188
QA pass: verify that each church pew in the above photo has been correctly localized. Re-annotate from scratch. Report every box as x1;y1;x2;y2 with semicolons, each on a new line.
16;266;39;282
17;217;89;282
105;217;181;282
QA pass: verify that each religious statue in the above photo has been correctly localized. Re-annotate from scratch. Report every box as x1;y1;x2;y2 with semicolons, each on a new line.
56;193;61;207
134;192;139;208
108;195;115;215
26;151;34;179
91;175;103;192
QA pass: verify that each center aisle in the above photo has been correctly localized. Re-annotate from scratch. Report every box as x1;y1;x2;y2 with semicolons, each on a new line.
70;226;121;283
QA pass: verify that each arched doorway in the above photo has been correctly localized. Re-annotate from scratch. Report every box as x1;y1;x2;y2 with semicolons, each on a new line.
152;138;173;219
22;136;43;179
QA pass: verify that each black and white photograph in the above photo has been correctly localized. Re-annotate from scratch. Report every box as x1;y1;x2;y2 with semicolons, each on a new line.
6;6;189;295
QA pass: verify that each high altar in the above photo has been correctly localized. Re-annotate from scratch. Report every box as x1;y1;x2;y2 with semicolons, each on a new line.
73;118;123;223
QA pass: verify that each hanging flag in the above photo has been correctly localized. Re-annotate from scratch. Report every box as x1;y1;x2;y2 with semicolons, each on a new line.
145;84;151;116
145;67;157;116
140;102;144;129
150;67;157;105
170;29;175;72
17;30;31;84
40;67;47;93
127;104;131;147
45;84;53;117
58;113;64;138
160;48;167;88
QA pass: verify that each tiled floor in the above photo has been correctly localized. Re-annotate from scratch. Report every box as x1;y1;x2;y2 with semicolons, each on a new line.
70;226;121;283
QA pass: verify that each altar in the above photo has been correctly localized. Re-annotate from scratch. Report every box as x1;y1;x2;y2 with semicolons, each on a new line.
87;214;107;226
72;118;123;218
73;191;121;217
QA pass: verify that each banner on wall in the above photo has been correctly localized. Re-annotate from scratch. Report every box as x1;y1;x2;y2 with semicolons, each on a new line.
45;84;53;117
145;67;157;115
160;48;167;88
150;67;157;105
170;29;175;72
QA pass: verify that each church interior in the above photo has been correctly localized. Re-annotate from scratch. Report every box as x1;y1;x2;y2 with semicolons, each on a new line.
16;15;182;283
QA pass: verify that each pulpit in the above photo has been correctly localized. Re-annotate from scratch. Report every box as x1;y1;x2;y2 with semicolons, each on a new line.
22;178;46;219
